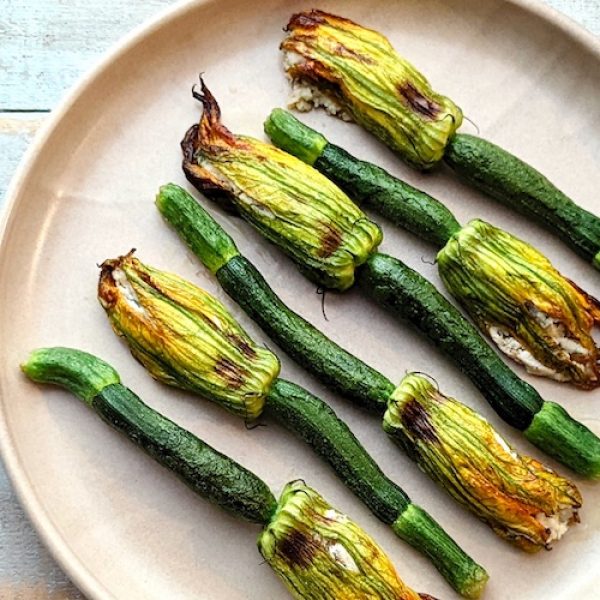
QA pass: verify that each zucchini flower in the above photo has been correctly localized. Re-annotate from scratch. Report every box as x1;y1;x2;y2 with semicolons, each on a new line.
437;219;600;388
384;374;582;552
181;79;382;291
98;251;280;420
258;480;432;600
281;10;462;170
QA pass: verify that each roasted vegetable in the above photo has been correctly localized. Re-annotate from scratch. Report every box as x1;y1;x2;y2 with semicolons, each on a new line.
259;480;424;600
98;251;487;597
281;10;461;170
182;80;381;291
22;347;433;599
179;85;600;478
156;182;583;552
385;374;581;551
265;110;600;389
280;9;600;267
438;219;600;388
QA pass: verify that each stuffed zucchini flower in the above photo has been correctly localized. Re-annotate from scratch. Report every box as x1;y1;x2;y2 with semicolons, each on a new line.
384;374;582;551
98;251;280;420
281;10;462;169
181;79;382;291
259;480;435;600
438;219;600;388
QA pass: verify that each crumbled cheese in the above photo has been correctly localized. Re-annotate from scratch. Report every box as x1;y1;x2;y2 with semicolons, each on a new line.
283;50;353;121
536;509;574;544
113;268;144;313
529;306;589;357
489;326;569;381
324;509;348;523
328;542;359;572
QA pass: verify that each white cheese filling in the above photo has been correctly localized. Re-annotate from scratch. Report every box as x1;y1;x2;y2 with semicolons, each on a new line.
536;508;575;544
529;306;589;357
489;325;569;381
283;50;353;121
328;542;359;572
112;268;145;313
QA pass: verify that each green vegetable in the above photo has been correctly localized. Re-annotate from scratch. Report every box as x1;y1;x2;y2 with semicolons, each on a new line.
182;79;382;291
437;219;600;388
259;480;430;600
156;183;585;556
265;108;461;249
358;252;600;478
445;134;600;267
385;374;581;551
280;9;600;266
22;347;276;523
98;250;487;597
265;111;600;389
281;9;462;169
22;348;433;599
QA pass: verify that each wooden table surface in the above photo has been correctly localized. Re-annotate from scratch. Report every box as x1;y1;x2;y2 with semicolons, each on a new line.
1;0;599;597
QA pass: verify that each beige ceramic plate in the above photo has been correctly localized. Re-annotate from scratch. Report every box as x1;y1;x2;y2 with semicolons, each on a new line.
2;0;600;598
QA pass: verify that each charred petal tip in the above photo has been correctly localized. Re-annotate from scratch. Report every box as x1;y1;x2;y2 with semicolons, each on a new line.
286;10;328;31
181;123;200;163
191;76;221;123
97;250;136;307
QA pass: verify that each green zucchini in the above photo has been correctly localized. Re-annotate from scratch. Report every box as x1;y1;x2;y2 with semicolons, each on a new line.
218;256;394;413
23;348;447;599
21;347;277;524
266;108;461;249
445;134;600;268
157;183;600;479
359;253;600;477
264;378;409;523
264;378;488;597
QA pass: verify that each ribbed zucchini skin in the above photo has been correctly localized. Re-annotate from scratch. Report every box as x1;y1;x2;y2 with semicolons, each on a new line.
357;253;543;430
445;134;600;265
264;378;410;524
316;144;461;249
265;378;488;595
93;384;277;524
216;255;395;413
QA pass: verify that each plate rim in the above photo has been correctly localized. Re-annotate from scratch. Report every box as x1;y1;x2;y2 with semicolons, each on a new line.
1;0;599;598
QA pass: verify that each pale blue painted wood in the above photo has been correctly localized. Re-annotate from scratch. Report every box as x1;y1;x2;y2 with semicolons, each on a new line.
0;0;598;596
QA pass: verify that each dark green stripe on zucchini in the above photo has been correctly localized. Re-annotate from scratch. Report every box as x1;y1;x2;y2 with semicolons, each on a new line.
264;378;408;523
265;108;461;249
444;134;600;267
